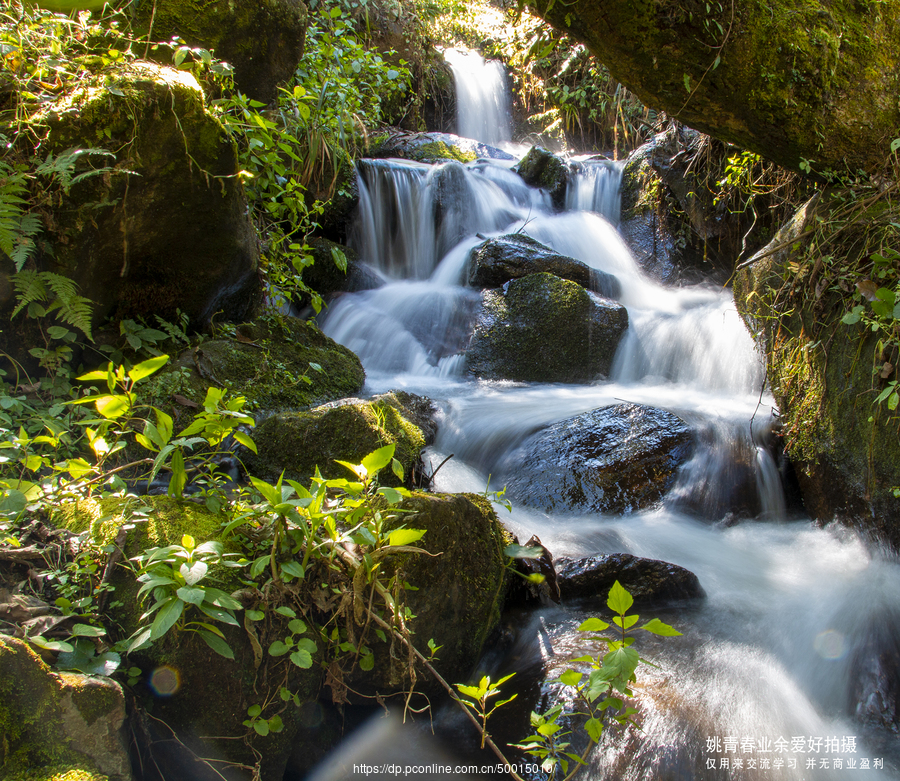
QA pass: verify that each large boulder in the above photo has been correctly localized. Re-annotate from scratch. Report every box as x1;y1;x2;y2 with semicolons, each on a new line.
468;233;621;299
143;315;365;420
35;62;260;332
554;553;705;605
368;130;514;164
349;492;512;693
465;272;628;383
242;392;431;486
734;195;900;548
527;0;900;176
0;635;131;781
130;0;309;104
499;403;694;514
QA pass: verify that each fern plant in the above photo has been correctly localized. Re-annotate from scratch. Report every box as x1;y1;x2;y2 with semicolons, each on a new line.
11;270;94;340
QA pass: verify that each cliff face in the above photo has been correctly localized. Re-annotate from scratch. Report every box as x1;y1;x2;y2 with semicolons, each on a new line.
527;0;900;176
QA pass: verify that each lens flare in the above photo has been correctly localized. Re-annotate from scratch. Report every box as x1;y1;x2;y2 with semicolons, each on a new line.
148;665;181;696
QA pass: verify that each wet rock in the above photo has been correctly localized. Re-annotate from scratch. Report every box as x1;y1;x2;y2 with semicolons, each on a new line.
468;234;621;299
369;130;514;164
554;553;705;605
130;0;309;104
0;634;132;780
465;272;628;383
243;392;429;486
514;146;569;210
500;403;694;514
849;614;900;734
301;237;383;305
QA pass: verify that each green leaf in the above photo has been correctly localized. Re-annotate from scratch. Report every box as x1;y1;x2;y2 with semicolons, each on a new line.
233;430;257;454
69;623;106;637
359;652;375;671
129;355;169;382
280;560;305;580
274;606;296;618
607;581;634;615
578;617;610;632
361;443;395;475
269;640;291;657
176;586;206;606
287;618;308;635
640;618;683;636
247;704;262;718
246;609;265;622
290;649;313;668
387;528;426;547
253;719;269;737
126;627;152;654
197;629;234;659
585;717;604;742
267;714;284;733
168;449;187;499
294;638;317;654
150;597;184;641
558;669;582;686
95;394;131;420
249;555;271;578
180;561;208;586
613;614;640;630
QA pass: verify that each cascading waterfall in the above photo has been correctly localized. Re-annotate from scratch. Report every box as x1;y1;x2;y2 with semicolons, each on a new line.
566;158;624;225
443;47;512;147
319;94;900;777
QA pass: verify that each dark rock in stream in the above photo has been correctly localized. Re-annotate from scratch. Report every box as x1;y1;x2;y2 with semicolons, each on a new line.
500;403;694;514
465;272;628;383
849;611;900;734
468;233;621;299
514;146;569;210
555;553;705;605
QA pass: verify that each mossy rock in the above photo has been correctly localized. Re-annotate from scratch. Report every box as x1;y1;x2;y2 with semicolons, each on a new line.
242;392;429;486
514;145;569;210
130;0;308;104
142;313;365;420
0;635;129;781
52;496;324;781
367;130;513;164
528;0;900;176
734;195;900;549
37;62;260;333
350;492;513;692
300;238;382;306
465;272;629;383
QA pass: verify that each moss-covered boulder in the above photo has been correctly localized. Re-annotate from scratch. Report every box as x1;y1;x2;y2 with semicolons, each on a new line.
350;492;512;693
465;272;628;383
55;496;324;781
468;233;621;299
144;314;365;419
242;392;430;486
734;196;900;549
130;0;308;104
499;403;694;515
36;62;260;332
514;145;569;210
0;635;131;781
528;0;900;176
368;130;514;164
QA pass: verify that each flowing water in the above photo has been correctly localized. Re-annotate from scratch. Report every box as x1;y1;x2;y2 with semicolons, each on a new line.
318;56;900;780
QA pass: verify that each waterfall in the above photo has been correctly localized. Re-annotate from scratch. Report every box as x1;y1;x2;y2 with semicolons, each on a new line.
319;137;900;780
443;47;512;147
566;159;624;224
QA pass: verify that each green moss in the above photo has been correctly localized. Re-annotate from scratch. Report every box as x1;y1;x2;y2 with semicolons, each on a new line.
243;393;426;486
413;141;477;163
143;312;365;416
3;767;108;781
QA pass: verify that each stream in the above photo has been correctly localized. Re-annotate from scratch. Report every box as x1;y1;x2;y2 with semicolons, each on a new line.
315;50;900;780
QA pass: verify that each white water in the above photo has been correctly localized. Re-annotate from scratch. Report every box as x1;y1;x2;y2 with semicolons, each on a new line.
320;114;900;778
443;47;512;148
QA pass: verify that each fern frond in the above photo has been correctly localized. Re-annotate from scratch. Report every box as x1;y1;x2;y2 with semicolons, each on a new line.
43;272;94;340
10;269;48;319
